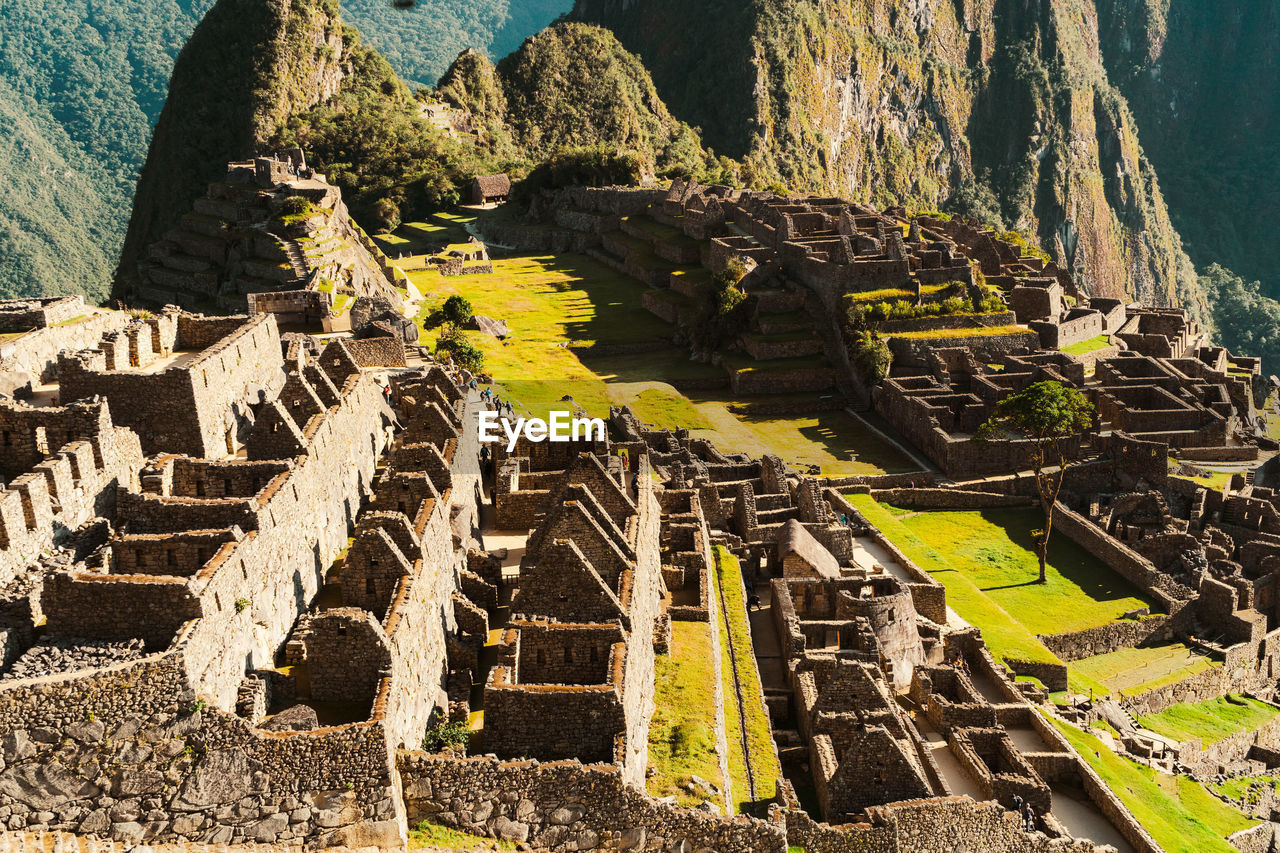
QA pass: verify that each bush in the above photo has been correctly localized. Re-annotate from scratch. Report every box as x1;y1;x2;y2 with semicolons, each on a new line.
370;197;401;233
435;326;485;372
851;332;892;383
423;720;470;753
715;257;750;289
279;196;312;216
511;145;651;206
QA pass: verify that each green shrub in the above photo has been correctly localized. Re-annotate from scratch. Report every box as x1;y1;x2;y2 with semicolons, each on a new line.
851;332;892;383
423;720;471;752
435;326;485;372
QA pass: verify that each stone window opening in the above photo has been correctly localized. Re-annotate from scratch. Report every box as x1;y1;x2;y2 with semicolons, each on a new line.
536;649;545;665
589;646;598;663
195;480;206;497
366;578;376;596
337;626;347;638
32;426;47;456
166;549;176;567
563;647;573;664
1;431;9;447
223;478;232;494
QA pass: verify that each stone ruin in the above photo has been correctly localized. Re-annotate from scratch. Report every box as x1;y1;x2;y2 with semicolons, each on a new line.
5;229;1280;853
122;154;410;331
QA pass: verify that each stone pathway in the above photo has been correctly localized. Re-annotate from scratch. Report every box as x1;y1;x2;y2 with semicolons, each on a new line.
912;714;985;800
746;582;788;696
1048;786;1137;853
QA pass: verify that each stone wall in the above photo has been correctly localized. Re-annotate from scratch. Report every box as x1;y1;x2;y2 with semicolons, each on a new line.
0;418;144;588
1040;616;1175;662
781;797;1107;853
0;637;401;847
40;373;392;709
59;315;285;458
345;338;405;369
398;753;785;851
1052;504;1186;610
0;310;130;386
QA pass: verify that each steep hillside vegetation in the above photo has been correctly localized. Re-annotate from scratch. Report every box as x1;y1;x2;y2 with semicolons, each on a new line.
338;0;571;89
269;38;496;232
113;0;354;297
438;23;724;180
1;0;567;304
571;0;1204;319
0;0;214;301
1094;0;1280;370
1096;0;1279;296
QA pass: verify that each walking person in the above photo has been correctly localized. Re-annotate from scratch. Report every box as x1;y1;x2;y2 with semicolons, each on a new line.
1023;803;1035;832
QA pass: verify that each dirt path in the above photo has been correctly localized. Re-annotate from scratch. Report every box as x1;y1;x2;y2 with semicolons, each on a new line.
747;583;788;694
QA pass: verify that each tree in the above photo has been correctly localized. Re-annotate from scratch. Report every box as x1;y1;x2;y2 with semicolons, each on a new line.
441;295;474;327
973;381;1094;583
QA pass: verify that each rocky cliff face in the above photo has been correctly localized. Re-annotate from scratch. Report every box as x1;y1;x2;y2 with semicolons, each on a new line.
1095;0;1280;302
571;0;1205;319
114;0;350;300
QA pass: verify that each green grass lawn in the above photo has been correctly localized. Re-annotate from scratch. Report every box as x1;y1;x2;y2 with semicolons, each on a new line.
845;287;916;303
647;621;726;807
890;324;1029;340
1171;466;1235;491
1051;718;1254;852
1061;334;1113;356
409;821;515;850
895;508;1154;635
712;546;780;813
1137;695;1280;747
1069;643;1218;698
847;494;1066;669
412;252;919;476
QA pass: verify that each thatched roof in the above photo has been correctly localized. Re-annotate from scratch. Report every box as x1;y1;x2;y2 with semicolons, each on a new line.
473;173;511;196
777;518;841;579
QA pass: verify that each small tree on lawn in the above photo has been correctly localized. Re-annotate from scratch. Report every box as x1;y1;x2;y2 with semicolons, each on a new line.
973;380;1094;583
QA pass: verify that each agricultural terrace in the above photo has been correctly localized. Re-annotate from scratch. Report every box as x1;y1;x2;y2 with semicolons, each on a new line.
1136;695;1280;748
392;215;920;476
1051;719;1255;853
647;621;726;808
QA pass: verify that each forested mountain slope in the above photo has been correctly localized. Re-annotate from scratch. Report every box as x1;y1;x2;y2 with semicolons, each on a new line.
1;0;570;302
0;0;214;301
570;0;1203;319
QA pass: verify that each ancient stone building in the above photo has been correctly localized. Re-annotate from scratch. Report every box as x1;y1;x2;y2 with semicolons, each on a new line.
127;155;409;327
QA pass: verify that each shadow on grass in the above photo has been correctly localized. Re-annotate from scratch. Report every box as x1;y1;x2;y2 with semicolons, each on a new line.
982;580;1044;591
795;414;921;474
979;508;1156;607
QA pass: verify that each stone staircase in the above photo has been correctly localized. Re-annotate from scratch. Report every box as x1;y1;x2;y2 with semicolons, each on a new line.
279;238;309;282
